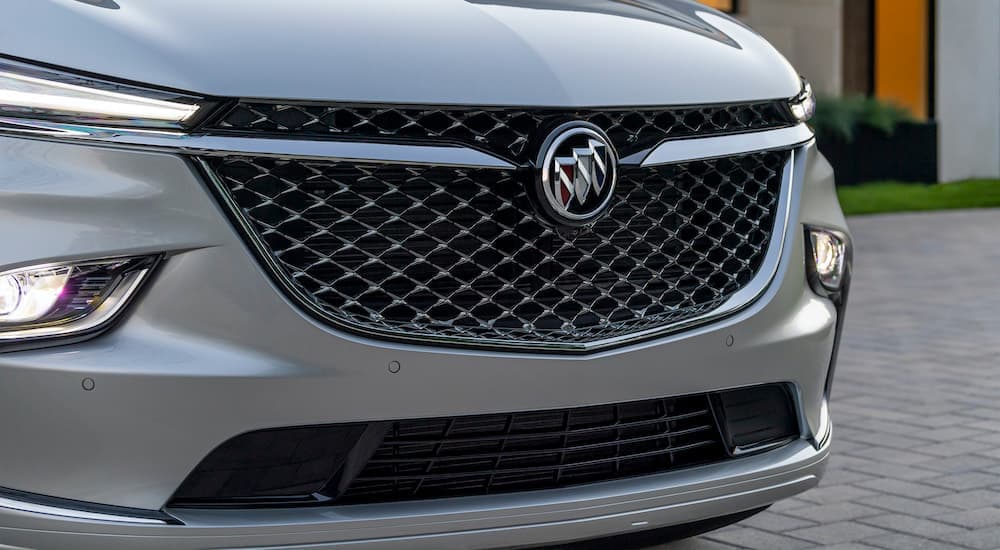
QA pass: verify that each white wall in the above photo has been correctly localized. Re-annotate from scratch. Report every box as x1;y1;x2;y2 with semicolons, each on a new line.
936;0;1000;181
738;0;844;96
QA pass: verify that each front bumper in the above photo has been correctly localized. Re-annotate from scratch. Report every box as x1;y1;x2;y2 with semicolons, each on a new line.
0;438;826;549
0;127;846;548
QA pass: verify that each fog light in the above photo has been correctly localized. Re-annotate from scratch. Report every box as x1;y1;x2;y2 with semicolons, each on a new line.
0;267;71;323
808;228;846;291
0;256;159;345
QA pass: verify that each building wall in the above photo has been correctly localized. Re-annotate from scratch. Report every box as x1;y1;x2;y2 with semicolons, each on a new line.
874;0;930;119
736;0;844;96
936;0;1000;181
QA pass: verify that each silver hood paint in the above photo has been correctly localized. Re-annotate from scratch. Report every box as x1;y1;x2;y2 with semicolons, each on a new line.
1;0;801;106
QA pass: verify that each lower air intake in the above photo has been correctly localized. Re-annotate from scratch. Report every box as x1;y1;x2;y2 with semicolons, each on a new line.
170;385;798;508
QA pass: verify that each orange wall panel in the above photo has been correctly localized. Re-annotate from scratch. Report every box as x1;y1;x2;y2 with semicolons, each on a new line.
875;0;929;119
697;0;736;12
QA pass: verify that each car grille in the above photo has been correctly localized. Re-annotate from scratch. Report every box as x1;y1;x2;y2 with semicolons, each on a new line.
168;385;799;508
338;393;725;504
203;150;787;348
208;101;794;164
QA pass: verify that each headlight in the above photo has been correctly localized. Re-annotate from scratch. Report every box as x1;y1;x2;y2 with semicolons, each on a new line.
788;78;816;123
0;58;206;128
0;256;159;345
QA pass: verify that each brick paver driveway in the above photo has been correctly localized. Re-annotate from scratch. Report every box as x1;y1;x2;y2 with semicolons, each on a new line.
668;209;1000;549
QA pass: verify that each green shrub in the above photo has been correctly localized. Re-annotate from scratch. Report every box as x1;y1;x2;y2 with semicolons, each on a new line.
811;95;914;142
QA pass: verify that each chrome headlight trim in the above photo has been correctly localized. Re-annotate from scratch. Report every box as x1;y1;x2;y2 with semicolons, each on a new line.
0;56;210;129
788;78;816;124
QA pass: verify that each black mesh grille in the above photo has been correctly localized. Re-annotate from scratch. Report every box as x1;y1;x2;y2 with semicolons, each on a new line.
339;394;725;504
209;102;794;164
205;151;786;347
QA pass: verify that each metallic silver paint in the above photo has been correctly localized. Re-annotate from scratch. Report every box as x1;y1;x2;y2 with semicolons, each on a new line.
0;1;801;106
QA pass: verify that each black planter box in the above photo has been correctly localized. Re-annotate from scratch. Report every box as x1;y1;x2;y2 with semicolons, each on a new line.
816;121;938;186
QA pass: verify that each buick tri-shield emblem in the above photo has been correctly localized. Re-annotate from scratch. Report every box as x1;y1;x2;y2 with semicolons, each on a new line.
536;123;619;226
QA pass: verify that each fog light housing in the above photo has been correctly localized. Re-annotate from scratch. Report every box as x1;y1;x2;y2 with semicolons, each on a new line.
804;226;849;298
809;229;846;290
803;226;852;398
0;256;159;346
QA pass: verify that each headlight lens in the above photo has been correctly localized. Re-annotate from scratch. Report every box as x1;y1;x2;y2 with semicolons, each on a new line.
0;58;205;128
789;79;816;123
808;228;846;291
0;256;159;344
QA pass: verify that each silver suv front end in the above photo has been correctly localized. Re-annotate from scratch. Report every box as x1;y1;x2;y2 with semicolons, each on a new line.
0;5;849;548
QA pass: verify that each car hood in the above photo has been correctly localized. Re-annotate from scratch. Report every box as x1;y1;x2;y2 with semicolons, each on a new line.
1;0;801;106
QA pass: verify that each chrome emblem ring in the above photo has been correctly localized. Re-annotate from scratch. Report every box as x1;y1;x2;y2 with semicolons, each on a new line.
536;122;619;226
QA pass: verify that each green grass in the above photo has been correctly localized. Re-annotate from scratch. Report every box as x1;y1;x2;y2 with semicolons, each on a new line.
837;179;1000;216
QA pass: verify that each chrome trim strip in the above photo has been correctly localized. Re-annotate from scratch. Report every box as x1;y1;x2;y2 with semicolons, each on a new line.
634;124;813;166
733;437;799;457
0;495;167;525
196;143;803;353
0;117;516;168
812;398;832;449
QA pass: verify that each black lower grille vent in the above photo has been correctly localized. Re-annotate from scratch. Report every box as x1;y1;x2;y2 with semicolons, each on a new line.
170;385;797;508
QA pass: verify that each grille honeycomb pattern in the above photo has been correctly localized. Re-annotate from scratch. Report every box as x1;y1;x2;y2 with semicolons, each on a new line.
209;102;794;164
206;151;786;346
